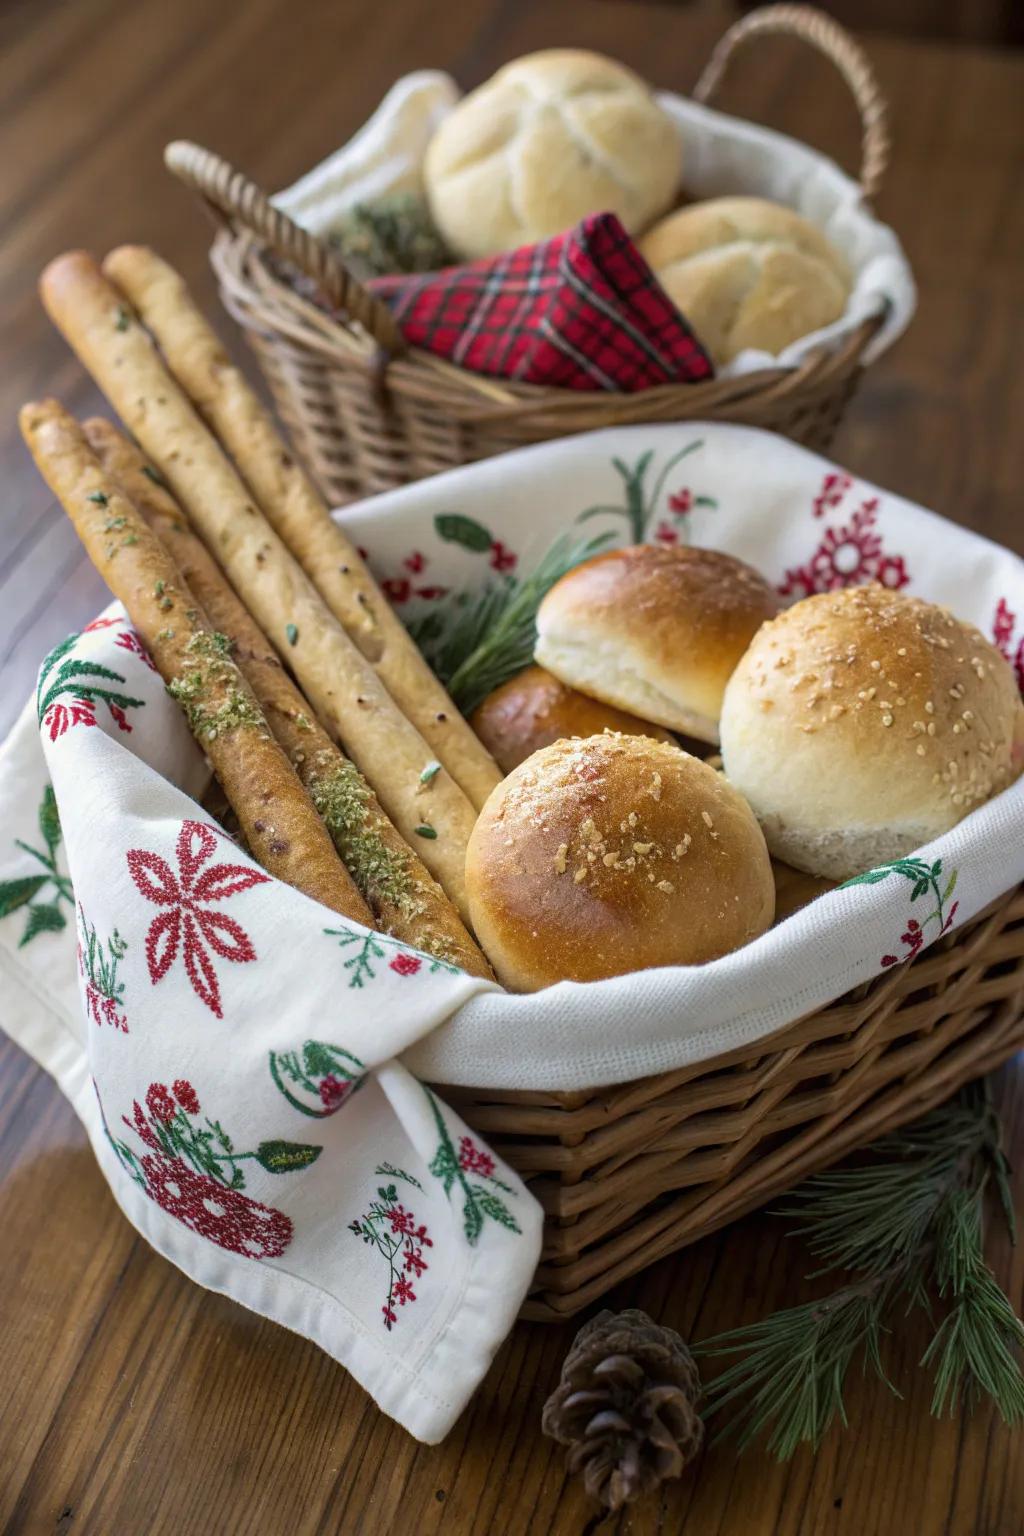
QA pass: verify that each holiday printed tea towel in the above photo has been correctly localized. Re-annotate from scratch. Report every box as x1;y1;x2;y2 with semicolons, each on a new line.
0;620;541;1444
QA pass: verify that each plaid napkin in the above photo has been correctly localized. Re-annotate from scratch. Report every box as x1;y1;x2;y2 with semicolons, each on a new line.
370;213;714;392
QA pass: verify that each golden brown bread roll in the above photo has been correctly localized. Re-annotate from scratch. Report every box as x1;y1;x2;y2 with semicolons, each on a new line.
424;50;682;260
470;664;675;773
535;544;780;743
720;585;1024;880
465;733;775;991
640;197;851;365
20;399;373;927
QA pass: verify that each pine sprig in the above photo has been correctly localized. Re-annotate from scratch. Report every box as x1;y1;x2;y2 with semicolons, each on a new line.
406;529;613;714
696;1081;1024;1457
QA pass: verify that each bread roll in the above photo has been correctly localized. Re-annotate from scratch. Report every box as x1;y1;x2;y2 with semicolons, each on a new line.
424;50;682;260
535;544;780;743
465;733;774;990
640;197;851;365
720;586;1024;880
470;664;675;773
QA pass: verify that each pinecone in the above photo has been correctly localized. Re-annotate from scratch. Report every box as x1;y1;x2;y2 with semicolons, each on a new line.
542;1308;703;1512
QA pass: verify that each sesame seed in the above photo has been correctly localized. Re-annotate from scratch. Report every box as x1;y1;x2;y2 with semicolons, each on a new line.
602;852;620;867
953;722;963;734
554;844;568;875
870;660;881;671
897;647;907;656
927;722;937;736
882;714;894;727
701;811;714;828
633;842;654;854
916;744;926;756
657;880;675;894
925;701;935;714
675;838;691;857
574;867;587;884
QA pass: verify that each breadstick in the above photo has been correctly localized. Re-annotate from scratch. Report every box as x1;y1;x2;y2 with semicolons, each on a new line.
84;416;493;981
39;252;476;919
102;245;502;811
20;399;372;928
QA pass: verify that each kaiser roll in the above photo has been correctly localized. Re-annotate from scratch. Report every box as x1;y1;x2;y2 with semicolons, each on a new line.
640;196;851;365
470;664;675;773
423;50;682;260
534;544;781;743
465;733;775;991
720;585;1024;881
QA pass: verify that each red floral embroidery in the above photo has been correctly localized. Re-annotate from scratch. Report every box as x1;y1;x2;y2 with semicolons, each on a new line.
413;585;449;600
458;1135;495;1177
668;488;692;515
114;628;157;671
44;696;98;742
489;539;517;573
813;471;852;518
380;548;452;606
992;598;1024;694
318;1073;353;1112
389;951;422;977
173;1079;200;1115
654;520;679;545
82;616;121;633
127;819;269;1018
350;1179;433;1330
780;487;911;598
146;1083;177;1122
403;551;426;574
141;1155;293;1258
382;576;411;604
77;906;129;1031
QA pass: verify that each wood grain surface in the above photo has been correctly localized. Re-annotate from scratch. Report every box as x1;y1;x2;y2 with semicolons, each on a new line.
1;2;1023;1533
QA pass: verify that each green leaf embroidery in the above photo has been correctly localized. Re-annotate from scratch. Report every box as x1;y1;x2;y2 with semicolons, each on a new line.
434;513;493;553
0;875;47;917
38;785;61;853
20;903;67;944
255;1139;322;1174
476;1189;521;1234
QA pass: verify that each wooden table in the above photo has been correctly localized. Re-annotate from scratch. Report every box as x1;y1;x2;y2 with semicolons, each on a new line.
2;2;1023;1532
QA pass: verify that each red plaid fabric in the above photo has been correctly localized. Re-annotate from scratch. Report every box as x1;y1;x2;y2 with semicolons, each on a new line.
369;213;714;392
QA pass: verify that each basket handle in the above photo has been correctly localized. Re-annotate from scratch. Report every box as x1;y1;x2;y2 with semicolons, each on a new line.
693;4;889;200
164;140;408;355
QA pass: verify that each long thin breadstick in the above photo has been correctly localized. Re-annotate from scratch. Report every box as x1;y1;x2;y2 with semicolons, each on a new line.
39;252;476;919
84;416;493;980
102;245;502;812
20;399;372;928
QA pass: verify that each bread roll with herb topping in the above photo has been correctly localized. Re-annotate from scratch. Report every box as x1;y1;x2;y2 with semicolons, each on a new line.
470;664;675;773
465;733;774;991
720;586;1024;880
535;544;780;743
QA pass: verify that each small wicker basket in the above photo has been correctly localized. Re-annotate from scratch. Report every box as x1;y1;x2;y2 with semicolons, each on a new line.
165;4;893;507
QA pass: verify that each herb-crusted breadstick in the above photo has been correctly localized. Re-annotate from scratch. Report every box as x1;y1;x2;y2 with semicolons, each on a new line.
39;251;476;919
20;399;373;927
84;416;493;980
102;245;503;812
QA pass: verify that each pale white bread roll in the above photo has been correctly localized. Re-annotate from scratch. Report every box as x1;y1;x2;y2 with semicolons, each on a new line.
640;197;851;365
465;733;775;991
102;246;501;813
720;585;1024;881
535;544;781;743
424;50;682;260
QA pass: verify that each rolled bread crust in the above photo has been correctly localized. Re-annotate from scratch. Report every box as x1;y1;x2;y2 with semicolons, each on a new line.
424;50;682;259
535;544;780;742
102;245;501;813
640;196;851;364
720;585;1024;880
466;733;775;991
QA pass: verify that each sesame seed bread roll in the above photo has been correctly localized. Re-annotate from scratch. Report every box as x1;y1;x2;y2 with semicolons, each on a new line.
465;733;775;991
535;544;781;743
470;663;675;773
102;245;501;812
38;252;476;918
20;400;372;927
84;416;492;980
720;586;1024;881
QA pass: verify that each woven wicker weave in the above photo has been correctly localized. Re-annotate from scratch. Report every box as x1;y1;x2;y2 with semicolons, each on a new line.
165;4;892;506
445;887;1024;1320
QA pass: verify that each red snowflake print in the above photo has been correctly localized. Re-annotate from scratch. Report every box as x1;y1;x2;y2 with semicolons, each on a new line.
813;471;852;518
173;1079;200;1115
146;1082;177;1123
992;598;1024;693
389;951;422;977
668;488;692;515
350;1178;433;1330
780;493;911;599
654;520;679;545
458;1135;495;1178
126;819;270;1018
114;628;157;671
489;539;517;573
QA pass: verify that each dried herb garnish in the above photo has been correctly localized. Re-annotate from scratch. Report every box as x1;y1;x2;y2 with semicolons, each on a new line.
285;623;299;646
142;464;165;486
114;306;130;331
87;490;109;506
419;760;441;786
168;630;264;741
414;824;437;840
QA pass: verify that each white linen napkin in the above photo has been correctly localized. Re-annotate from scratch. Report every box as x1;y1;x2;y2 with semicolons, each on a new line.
0;619;541;1443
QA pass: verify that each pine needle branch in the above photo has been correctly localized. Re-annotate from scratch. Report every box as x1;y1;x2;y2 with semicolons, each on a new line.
695;1080;1024;1457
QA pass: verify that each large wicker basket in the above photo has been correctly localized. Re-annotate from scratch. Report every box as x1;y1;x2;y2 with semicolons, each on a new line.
165;5;893;507
450;887;1024;1320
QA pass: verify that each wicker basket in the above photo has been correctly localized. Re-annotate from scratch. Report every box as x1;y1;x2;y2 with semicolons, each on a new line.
165;4;893;507
447;887;1024;1320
